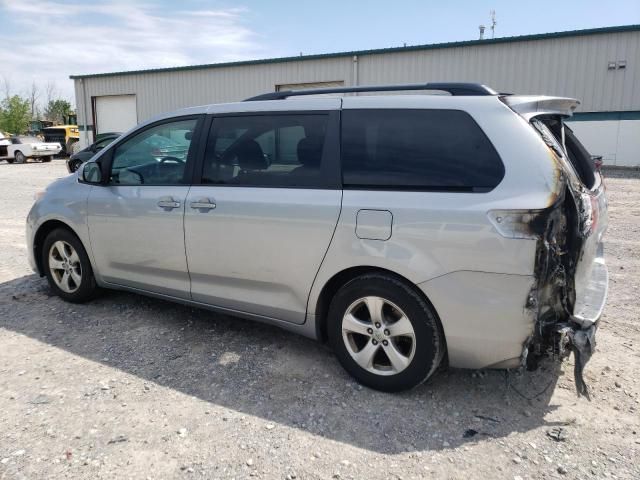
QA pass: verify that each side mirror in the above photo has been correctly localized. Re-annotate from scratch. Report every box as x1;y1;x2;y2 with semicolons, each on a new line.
81;161;102;184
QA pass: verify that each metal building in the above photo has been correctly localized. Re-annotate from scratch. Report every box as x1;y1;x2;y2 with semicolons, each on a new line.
72;24;640;165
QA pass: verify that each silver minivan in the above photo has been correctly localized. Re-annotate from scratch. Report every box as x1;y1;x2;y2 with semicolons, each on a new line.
26;83;608;395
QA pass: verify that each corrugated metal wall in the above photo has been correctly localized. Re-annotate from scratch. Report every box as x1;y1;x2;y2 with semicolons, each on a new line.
74;29;640;131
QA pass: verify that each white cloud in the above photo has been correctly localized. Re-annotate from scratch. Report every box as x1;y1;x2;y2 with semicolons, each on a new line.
0;0;265;108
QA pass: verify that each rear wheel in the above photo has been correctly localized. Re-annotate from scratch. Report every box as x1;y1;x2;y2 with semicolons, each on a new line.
42;228;98;303
14;151;26;164
328;273;445;392
41;156;52;163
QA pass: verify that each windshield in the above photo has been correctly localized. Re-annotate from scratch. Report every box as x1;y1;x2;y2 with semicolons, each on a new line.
15;136;41;144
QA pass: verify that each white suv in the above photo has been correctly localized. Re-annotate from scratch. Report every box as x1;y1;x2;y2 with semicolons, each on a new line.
27;83;607;395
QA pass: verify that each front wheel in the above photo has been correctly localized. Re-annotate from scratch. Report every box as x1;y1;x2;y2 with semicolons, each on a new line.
328;274;445;392
68;158;83;173
14;151;26;163
42;228;98;303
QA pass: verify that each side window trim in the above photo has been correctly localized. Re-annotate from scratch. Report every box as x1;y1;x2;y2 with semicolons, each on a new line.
192;110;341;189
102;114;205;186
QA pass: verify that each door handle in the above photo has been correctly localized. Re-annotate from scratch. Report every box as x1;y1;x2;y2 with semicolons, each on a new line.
190;198;216;211
157;196;181;210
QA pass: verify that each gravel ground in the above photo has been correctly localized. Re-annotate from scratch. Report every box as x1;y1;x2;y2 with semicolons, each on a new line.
0;159;638;480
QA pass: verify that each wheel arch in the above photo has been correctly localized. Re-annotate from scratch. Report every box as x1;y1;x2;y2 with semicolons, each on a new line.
33;220;84;276
313;265;448;359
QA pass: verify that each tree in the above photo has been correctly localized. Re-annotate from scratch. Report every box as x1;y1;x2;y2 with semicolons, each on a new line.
0;95;31;134
28;81;40;119
45;81;56;103
1;75;11;101
44;99;72;124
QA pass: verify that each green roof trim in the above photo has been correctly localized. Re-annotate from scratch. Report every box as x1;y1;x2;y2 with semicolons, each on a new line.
568;111;640;121
70;24;640;80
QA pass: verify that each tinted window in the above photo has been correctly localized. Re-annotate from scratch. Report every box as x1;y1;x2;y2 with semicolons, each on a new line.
94;136;116;150
110;118;197;185
341;109;504;191
202;114;329;188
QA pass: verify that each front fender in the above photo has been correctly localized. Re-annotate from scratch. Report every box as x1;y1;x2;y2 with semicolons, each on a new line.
27;177;96;277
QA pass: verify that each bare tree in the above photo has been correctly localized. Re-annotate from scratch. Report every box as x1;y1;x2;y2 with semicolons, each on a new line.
28;81;40;119
45;81;57;106
1;75;11;101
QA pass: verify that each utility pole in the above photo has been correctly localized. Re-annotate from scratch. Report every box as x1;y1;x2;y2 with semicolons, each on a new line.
490;10;497;39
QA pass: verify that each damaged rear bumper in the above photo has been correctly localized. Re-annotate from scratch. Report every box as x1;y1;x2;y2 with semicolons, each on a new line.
556;323;598;399
559;242;608;399
571;243;608;328
532;242;608;399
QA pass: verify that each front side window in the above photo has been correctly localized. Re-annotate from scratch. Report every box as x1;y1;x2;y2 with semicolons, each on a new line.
341;109;504;191
94;137;116;151
110;118;197;185
202;114;329;188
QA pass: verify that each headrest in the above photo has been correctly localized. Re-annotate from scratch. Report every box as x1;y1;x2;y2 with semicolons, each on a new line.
237;140;267;170
297;137;323;167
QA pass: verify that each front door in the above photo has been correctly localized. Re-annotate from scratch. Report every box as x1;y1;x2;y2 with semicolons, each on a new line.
184;111;342;323
87;116;201;299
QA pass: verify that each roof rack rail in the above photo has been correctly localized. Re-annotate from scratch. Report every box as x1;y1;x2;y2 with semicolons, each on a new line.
244;82;498;101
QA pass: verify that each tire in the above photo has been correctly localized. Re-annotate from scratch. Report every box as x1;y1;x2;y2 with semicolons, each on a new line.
68;158;83;173
42;228;98;303
41;156;52;163
14;151;26;164
327;273;445;392
6;158;14;164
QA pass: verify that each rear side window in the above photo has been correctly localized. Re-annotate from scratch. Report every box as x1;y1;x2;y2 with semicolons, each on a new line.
341;109;504;191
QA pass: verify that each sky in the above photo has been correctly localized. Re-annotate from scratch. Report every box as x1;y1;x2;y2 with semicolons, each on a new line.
0;0;638;108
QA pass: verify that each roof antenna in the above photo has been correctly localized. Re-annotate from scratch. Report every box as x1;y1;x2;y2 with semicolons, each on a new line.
479;25;485;40
490;10;497;39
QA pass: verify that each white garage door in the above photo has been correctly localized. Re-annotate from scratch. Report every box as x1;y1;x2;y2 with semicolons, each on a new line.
95;95;138;135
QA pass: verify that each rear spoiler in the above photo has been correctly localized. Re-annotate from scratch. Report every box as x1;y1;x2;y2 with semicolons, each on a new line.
502;96;580;121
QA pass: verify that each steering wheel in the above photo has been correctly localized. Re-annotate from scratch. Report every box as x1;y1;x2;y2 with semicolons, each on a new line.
159;156;185;164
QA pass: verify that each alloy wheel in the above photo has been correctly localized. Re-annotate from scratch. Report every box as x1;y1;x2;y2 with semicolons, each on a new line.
48;240;82;293
341;296;416;376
